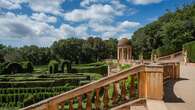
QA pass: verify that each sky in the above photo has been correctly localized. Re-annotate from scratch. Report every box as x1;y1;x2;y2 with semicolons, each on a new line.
0;0;194;47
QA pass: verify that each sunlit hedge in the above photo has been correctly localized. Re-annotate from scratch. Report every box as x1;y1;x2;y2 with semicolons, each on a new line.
183;41;195;63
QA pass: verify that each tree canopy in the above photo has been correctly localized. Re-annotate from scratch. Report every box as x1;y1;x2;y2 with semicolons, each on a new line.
132;4;195;58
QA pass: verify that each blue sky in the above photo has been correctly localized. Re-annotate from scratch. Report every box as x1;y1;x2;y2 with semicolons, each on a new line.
0;0;194;47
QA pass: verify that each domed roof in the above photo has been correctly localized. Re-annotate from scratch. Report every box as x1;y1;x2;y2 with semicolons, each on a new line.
118;38;131;46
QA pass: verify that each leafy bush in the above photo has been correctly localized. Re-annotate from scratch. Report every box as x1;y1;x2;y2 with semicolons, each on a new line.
48;60;59;74
119;64;131;70
21;61;33;73
183;40;195;62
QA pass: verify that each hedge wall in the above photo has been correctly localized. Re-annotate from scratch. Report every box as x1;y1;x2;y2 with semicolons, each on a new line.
21;61;33;73
183;41;195;63
48;60;59;74
0;61;34;74
59;60;71;73
71;64;108;76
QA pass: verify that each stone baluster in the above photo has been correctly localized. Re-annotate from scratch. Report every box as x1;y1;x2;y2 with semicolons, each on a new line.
59;102;65;110
95;88;100;110
112;81;119;104
103;85;109;109
130;75;135;97
69;98;74;110
77;96;82;110
121;78;127;100
86;92;92;110
48;102;58;110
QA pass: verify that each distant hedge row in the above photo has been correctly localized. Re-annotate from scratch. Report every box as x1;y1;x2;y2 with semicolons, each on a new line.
0;79;80;88
72;64;108;76
0;61;33;74
183;41;195;63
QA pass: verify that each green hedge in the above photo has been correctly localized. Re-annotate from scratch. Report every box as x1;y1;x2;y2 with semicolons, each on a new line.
183;41;195;63
0;62;34;74
6;63;23;74
48;60;59;74
59;59;72;73
72;64;108;76
0;80;80;88
21;61;33;73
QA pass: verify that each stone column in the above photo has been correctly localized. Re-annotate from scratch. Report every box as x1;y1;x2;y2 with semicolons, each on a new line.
117;47;120;60
122;48;124;60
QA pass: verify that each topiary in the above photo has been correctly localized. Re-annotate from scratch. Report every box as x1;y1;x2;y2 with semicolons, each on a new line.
5;62;23;74
48;60;59;74
59;59;72;73
21;61;33;73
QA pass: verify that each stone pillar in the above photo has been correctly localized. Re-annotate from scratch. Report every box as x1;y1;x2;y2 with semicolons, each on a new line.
117;47;120;60
138;65;163;100
122;48;124;60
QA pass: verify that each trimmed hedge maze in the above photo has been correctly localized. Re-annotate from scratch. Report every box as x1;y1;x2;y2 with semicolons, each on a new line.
0;73;96;109
0;62;107;109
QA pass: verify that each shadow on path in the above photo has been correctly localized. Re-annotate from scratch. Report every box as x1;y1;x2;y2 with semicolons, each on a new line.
163;78;188;103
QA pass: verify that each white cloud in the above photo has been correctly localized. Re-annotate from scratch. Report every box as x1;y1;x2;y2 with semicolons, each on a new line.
31;13;57;23
89;20;140;38
65;3;125;22
0;0;24;9
89;20;140;33
27;0;64;15
129;0;162;5
0;12;64;46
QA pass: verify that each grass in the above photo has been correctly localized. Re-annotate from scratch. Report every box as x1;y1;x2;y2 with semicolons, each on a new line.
33;65;48;74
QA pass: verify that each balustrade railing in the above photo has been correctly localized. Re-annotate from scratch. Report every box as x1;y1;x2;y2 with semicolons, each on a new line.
21;64;166;110
21;65;144;110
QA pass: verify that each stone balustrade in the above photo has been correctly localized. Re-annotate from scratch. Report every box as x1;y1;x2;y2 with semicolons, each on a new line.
21;63;179;110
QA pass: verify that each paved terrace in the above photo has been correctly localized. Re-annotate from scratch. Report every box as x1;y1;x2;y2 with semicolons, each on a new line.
164;63;195;110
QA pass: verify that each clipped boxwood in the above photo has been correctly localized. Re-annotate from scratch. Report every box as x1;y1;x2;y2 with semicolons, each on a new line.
72;64;108;76
48;60;59;74
183;41;195;63
21;61;33;73
59;59;72;73
5;62;23;74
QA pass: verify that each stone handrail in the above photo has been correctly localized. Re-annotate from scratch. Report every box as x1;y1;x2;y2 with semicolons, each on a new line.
21;64;164;110
157;51;182;61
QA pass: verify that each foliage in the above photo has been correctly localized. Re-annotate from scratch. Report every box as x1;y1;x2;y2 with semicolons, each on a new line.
131;4;195;58
21;61;33;73
119;64;131;70
48;60;59;74
183;40;195;62
59;59;72;73
72;63;108;76
6;62;23;74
